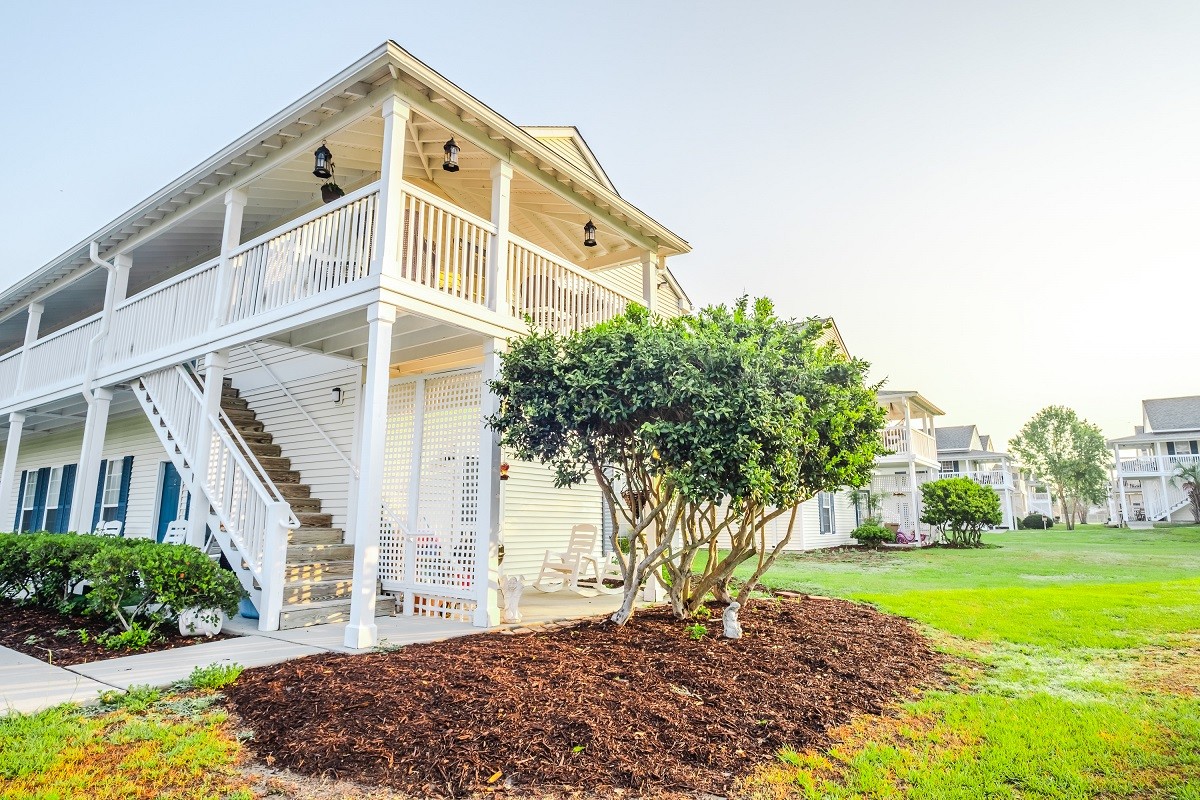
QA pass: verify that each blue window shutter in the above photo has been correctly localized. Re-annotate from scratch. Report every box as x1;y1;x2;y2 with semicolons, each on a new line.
57;465;77;533
115;456;134;527
1192;442;1198;455
1167;442;1176;456
14;470;27;530
91;459;107;531
31;468;51;531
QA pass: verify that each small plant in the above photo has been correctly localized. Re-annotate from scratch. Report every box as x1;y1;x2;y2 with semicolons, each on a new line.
184;662;243;691
778;747;804;767
685;623;707;640
851;521;894;549
320;181;345;203
693;604;712;620
99;684;161;712
76;629;90;645
1021;513;1054;530
97;622;155;652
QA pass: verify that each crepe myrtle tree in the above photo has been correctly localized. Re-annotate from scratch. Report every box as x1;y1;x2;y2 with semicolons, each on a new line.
919;477;1002;547
487;298;887;625
1010;406;1109;530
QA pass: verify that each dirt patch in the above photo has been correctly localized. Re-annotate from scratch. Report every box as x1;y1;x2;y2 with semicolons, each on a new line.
0;599;236;666
224;598;939;798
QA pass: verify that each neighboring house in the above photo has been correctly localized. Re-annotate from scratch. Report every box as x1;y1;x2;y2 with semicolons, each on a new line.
1109;396;1200;524
935;424;1052;529
0;42;692;647
869;391;944;542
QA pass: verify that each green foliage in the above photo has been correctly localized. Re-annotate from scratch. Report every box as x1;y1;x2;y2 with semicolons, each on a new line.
920;477;1003;547
685;622;707;640
184;663;244;691
98;684;162;712
0;532;243;642
692;604;712;620
851;521;894;549
488;298;886;622
1170;462;1200;523
1021;512;1054;530
1010;406;1110;530
97;622;155;651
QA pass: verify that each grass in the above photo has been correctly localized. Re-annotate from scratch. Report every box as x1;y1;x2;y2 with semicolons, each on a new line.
739;525;1200;799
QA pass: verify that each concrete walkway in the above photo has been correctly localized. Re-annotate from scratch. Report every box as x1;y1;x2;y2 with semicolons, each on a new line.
2;591;628;715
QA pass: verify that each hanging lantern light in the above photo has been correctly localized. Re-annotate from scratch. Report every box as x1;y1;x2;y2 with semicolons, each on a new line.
583;219;598;247
313;143;333;179
442;138;460;172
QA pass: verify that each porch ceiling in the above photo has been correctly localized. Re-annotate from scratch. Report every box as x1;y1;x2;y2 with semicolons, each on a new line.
0;389;142;439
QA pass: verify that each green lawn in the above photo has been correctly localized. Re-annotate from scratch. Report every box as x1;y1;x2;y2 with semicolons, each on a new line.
740;526;1200;799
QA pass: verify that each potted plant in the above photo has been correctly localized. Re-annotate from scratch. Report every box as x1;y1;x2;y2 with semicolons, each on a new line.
321;181;345;203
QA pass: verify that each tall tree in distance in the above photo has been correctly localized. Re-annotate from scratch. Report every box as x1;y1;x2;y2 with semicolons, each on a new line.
1010;407;1109;530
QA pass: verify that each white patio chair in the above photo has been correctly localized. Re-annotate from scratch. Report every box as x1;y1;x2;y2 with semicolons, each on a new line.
534;524;605;593
93;520;124;537
161;520;189;545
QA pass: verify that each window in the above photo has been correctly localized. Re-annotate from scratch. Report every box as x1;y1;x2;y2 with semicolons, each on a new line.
19;476;38;532
940;460;958;475
101;460;123;522
42;467;63;532
818;492;835;535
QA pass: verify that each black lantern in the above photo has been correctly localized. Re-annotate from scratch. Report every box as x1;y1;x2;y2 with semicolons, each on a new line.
583;219;597;247
313;143;333;179
442;138;460;172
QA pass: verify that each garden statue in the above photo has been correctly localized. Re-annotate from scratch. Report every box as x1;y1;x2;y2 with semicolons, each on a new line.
722;601;743;639
501;575;525;623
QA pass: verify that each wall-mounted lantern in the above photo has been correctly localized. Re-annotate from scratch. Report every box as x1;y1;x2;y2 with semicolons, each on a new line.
442;138;460;172
331;386;344;405
583;219;597;247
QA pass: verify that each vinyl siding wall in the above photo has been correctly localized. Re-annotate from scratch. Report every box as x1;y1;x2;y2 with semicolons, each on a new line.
500;456;605;581
593;262;686;319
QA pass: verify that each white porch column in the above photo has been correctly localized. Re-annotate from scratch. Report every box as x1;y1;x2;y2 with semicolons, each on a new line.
344;302;397;649
640;251;659;315
210;189;247;329
473;338;504;627
112;254;132;305
487;161;513;313
902;400;921;537
1115;446;1128;525
374;93;410;279
14;302;44;392
1157;441;1171;521
186;350;229;547
70;387;114;533
0;412;26;513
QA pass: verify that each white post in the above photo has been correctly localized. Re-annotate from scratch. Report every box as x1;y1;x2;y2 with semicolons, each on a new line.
1157;441;1171;521
473;339;503;627
374;93;410;279
186;350;229;547
402;375;426;615
257;501;293;631
70;386;114;533
488;161;513;313
902;400;921;538
1115;446;1128;525
640;251;659;315
210;189;247;329
112;254;132;305
0;412;26;514
344;302;397;649
14;302;44;392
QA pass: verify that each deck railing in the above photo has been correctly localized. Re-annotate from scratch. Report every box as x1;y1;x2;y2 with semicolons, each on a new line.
20;318;101;397
881;427;938;462
106;258;220;366
395;184;493;306
1118;454;1200;474
506;236;639;334
939;469;1011;488
0;351;21;402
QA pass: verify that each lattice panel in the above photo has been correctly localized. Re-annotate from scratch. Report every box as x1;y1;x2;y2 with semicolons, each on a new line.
380;381;417;584
415;371;482;594
410;592;477;622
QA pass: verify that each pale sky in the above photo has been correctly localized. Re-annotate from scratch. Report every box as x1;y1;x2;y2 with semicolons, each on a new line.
3;1;1198;447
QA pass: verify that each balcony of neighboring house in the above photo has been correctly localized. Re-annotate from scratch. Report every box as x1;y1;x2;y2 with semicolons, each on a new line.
938;468;1013;490
0;82;687;418
875;391;944;469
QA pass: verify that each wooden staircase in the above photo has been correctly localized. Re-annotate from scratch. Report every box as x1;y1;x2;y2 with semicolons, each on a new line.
218;379;394;629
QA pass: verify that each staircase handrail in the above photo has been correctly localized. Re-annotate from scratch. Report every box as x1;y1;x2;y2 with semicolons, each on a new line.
176;364;301;528
242;343;359;478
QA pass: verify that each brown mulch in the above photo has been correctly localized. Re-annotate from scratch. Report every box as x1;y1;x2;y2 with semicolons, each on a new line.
0;599;235;666
224;598;940;798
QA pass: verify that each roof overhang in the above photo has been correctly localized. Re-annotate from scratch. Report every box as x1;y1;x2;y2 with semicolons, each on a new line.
877;390;946;417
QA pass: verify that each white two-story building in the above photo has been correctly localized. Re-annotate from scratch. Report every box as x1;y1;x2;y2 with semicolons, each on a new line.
935;424;1052;529
1109;396;1200;524
869;391;944;542
0;42;692;647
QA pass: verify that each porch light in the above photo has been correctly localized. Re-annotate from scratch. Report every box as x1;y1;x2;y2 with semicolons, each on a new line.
583;219;597;247
442;138;460;172
331;386;344;405
313;143;334;179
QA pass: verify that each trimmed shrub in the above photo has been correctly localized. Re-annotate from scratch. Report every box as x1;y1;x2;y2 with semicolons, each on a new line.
1021;513;1054;530
920;477;1003;547
851;522;894;549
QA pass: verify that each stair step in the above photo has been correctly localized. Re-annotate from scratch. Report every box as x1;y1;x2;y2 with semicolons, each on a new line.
248;442;282;458
296;512;334;528
284;559;354;582
254;455;293;472
288;527;344;545
276;482;311;499
288;496;322;513
224;408;259;424
221;397;250;410
278;595;396;630
282;578;354;604
229;418;264;433
287;543;354;564
235;429;273;444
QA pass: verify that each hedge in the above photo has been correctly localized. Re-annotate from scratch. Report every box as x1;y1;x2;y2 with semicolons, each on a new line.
0;532;244;639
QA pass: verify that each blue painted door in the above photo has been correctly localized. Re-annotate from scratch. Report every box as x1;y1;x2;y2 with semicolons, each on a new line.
155;462;182;542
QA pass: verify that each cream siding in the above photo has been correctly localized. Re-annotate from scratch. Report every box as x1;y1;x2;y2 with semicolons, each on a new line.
500;457;605;581
592;261;684;318
225;346;360;531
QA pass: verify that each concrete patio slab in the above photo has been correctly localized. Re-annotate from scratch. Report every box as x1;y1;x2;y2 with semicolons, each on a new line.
0;646;118;714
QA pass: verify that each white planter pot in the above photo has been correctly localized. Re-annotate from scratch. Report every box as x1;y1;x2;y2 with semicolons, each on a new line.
178;607;224;637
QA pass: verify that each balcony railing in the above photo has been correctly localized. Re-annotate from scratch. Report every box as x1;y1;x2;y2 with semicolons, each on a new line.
881;427;938;462
1118;454;1200;474
939;469;1012;489
506;237;639;335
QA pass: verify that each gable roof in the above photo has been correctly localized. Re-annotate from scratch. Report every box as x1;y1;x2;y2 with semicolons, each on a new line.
979;434;992;451
936;425;977;452
1143;396;1200;432
521;126;617;194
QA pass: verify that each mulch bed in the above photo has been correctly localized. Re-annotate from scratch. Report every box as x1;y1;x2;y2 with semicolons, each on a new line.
225;598;940;798
0;599;235;666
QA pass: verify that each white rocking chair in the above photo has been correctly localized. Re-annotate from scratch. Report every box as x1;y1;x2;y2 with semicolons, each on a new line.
534;524;610;594
162;520;189;545
93;520;123;537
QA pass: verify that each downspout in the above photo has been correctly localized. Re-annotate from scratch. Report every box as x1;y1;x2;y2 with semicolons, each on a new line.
81;242;119;404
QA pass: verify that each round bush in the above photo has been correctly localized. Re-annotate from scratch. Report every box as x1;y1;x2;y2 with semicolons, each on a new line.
852;522;894;549
1021;513;1054;530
